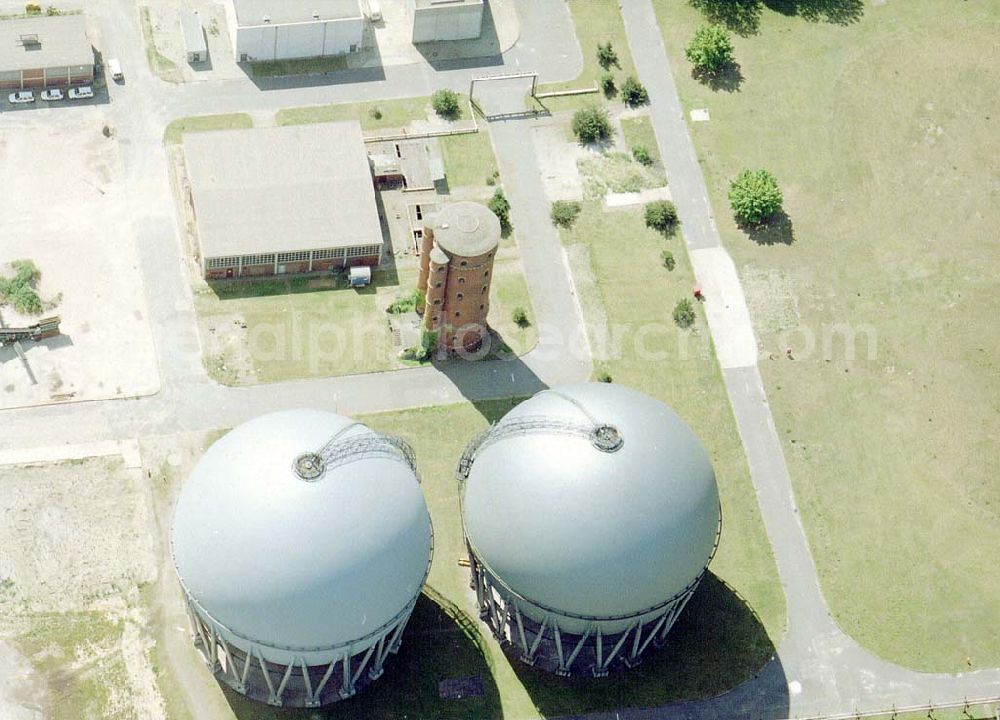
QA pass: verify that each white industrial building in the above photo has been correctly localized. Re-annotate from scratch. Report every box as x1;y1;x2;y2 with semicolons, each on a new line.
225;0;365;62
411;0;484;43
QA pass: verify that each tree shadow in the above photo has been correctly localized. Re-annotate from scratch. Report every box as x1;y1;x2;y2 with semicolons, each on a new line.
510;572;788;718
689;0;763;36
743;210;795;246
220;591;502;720
692;62;745;93
763;0;864;24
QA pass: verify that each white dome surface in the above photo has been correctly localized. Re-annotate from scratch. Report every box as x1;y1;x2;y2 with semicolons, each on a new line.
462;383;720;621
171;410;432;652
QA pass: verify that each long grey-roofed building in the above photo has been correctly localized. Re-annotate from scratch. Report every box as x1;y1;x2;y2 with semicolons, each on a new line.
410;0;484;43
179;11;207;63
183;122;384;280
458;383;722;676
171;409;433;707
225;0;365;62
0;15;93;90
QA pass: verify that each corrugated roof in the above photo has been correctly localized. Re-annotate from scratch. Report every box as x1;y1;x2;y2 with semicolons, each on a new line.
0;15;92;72
232;0;361;26
184;122;383;259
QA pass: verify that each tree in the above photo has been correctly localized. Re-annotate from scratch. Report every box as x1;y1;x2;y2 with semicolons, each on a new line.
431;89;461;120
621;76;649;107
729;169;783;225
600;72;617;98
660;250;676;271
632;144;653;166
512;306;529;327
572;106;611;144
645;200;679;233
673;298;696;328
685;24;734;75
488;188;512;235
597;370;613;383
550;200;582;228
597;42;619;70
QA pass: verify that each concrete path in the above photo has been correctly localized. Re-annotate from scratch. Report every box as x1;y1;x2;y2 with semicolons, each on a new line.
619;0;1000;717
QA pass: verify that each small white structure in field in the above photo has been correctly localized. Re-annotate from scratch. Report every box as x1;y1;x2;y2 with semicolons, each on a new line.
180;11;207;63
225;0;365;62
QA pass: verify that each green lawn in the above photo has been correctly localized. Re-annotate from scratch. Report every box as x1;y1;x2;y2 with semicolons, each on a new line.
163;113;254;145
439;131;498;188
538;0;639;112
277;95;473;131
620;115;661;165
489;257;538;356
654;0;1000;670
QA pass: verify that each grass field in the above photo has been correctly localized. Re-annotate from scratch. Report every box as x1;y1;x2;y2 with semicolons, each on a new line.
439;131;498;188
653;0;1000;670
277;95;473;130
163;114;254;145
538;0;638;112
620;115;661;165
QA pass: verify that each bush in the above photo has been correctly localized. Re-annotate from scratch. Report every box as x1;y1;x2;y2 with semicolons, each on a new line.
368;105;383;120
597;370;613;383
645;200;679;233
673;298;696;328
597;42;619;70
25;4;42;15
485;169;500;186
512;306;529;328
599;73;617;98
685;24;734;76
572;106;612;144
0;260;45;315
386;290;422;314
488;188;512;235
431;89;461;120
621;76;649;107
660;250;675;271
729;169;783;225
550;200;582;228
632;144;653;166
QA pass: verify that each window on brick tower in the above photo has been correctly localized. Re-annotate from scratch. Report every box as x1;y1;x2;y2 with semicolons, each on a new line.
457;293;464;300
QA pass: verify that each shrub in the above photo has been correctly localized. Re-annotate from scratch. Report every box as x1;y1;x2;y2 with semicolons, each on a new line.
599;73;617;98
621;76;649;107
488;188;512;235
386;290;422;314
572;106;611;144
645;200;679;233
368;105;383;120
729;169;783;225
597;42;619;70
685;24;734;76
0;260;45;315
632;144;653;166
597;370;613;383
25;4;42;15
512;306;529;328
550;200;582;228
431;89;461;120
485;169;500;186
673;298;696;328
660;250;676;271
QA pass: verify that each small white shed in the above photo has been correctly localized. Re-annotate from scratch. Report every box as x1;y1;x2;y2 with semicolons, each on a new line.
180;11;207;63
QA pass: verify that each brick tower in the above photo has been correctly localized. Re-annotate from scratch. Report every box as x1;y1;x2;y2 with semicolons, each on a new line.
417;201;501;354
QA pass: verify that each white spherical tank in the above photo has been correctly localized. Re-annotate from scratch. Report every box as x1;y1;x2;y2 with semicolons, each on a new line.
458;383;721;676
171;410;433;707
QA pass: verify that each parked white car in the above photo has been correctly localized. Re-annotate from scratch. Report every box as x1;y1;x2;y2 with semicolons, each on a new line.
68;86;94;100
41;88;63;101
8;90;34;104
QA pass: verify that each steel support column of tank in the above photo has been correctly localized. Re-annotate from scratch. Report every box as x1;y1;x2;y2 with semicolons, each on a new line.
183;596;417;707
469;563;705;676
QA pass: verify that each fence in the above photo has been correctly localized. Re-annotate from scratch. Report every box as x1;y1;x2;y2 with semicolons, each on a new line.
789;696;1000;720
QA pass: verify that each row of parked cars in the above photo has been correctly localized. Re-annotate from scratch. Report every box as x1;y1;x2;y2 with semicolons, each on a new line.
8;86;94;104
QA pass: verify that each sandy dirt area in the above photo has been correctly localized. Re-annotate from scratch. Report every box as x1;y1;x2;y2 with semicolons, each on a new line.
0;454;164;719
0;107;160;409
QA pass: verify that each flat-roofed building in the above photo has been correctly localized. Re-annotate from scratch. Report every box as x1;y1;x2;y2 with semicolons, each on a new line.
225;0;365;62
184;122;384;280
0;15;93;90
411;0;484;43
180;11;207;63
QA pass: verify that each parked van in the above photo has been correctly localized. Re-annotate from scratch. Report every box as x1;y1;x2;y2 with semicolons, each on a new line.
107;58;123;81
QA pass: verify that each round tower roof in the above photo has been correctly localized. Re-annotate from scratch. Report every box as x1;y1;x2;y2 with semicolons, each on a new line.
171;410;432;652
461;383;720;621
431;201;501;258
